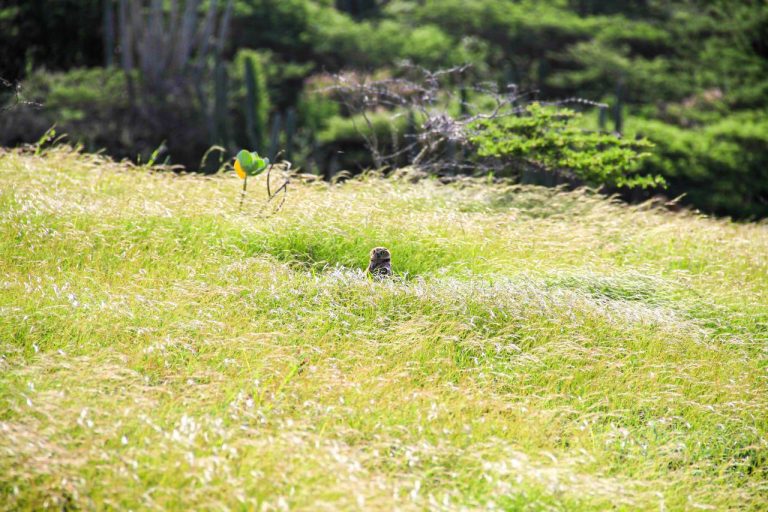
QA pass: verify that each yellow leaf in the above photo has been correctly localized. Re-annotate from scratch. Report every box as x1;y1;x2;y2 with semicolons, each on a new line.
235;159;246;180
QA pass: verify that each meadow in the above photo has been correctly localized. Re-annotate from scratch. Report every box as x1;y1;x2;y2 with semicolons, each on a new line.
1;146;766;510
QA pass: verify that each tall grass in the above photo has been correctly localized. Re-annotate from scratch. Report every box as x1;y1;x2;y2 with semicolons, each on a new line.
1;146;766;510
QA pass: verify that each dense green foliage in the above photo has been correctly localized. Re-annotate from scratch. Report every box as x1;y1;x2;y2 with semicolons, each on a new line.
630;114;768;218
1;0;767;216
1;148;767;510
0;68;129;151
0;66;208;165
470;103;660;188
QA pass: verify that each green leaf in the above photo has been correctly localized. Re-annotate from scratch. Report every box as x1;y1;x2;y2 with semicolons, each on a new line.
248;155;269;175
236;149;271;176
237;150;254;172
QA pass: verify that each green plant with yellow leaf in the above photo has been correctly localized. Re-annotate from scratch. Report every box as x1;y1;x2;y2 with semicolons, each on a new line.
234;149;289;211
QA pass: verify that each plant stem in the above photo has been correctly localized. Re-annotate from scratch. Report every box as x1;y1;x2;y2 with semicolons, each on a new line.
239;175;247;211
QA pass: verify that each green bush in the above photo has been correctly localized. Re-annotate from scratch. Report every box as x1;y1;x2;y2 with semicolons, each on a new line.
317;111;409;145
305;6;463;69
631;114;768;218
0;67;208;166
297;86;340;134
469;103;661;188
0;67;129;151
312;110;412;171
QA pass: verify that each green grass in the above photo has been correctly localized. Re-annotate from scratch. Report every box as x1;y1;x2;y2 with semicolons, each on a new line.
1;146;767;510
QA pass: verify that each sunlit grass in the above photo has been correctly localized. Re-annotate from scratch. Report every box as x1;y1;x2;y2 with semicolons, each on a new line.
1;146;766;510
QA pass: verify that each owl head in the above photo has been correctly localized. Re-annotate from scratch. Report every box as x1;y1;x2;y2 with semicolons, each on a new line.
367;247;392;277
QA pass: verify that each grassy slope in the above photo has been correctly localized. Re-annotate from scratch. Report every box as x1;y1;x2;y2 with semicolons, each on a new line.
0;147;766;511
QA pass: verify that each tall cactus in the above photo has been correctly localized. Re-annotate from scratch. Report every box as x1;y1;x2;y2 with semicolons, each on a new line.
116;0;232;91
115;0;233;142
244;55;269;151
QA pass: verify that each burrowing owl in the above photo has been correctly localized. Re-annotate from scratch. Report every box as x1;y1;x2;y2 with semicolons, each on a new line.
367;247;392;278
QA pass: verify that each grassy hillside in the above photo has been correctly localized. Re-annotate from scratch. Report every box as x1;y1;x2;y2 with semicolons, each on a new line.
1;147;766;511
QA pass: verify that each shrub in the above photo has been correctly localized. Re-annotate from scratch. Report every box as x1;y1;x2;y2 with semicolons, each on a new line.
0;68;129;151
0;67;209;167
632;114;768;218
469;103;661;188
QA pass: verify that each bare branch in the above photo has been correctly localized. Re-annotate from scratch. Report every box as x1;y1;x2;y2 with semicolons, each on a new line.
323;64;611;177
